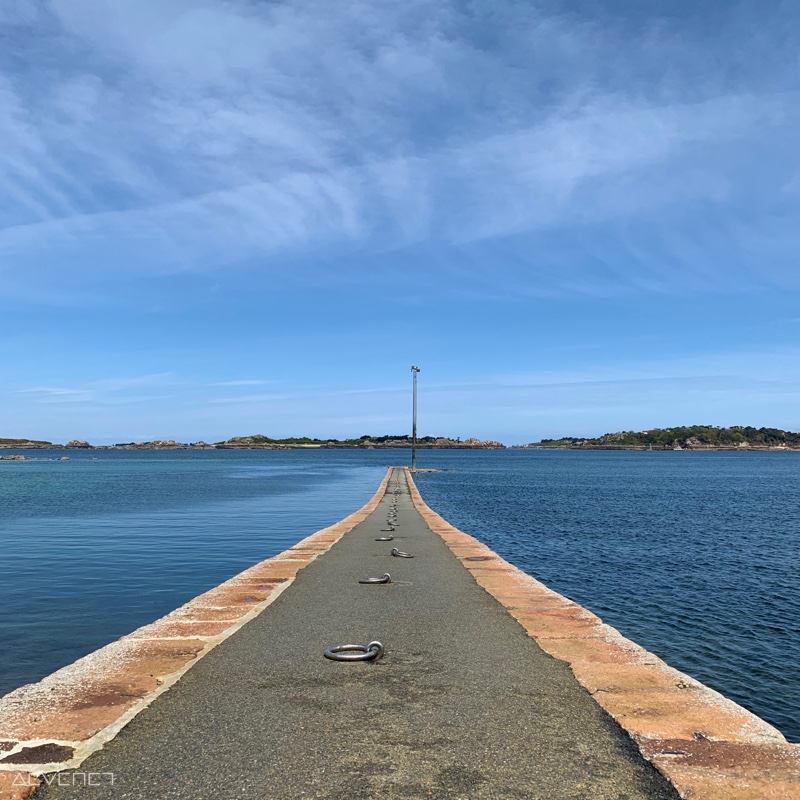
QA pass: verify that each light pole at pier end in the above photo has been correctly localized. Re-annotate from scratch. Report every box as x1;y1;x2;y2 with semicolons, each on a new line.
410;366;420;471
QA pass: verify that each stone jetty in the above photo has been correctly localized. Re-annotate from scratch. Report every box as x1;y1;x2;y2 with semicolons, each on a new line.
0;468;797;799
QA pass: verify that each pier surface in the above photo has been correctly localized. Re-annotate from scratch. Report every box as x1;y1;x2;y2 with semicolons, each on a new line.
28;467;678;799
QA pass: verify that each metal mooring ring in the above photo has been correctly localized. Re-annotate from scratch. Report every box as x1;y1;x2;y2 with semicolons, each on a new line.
375;535;394;541
324;641;385;661
391;548;414;558
359;573;391;584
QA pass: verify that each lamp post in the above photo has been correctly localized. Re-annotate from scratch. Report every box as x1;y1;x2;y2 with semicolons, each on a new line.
410;366;420;471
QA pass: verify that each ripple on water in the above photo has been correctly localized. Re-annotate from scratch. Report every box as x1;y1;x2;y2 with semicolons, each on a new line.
0;449;388;697
415;449;800;743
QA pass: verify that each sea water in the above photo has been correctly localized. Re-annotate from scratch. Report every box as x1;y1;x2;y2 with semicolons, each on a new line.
0;449;387;698
413;449;800;743
1;447;797;742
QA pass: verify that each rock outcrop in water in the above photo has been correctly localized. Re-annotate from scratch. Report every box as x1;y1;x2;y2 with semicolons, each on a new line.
215;434;505;449
2;434;506;450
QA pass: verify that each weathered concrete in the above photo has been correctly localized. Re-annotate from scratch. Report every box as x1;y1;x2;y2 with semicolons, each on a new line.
26;468;678;799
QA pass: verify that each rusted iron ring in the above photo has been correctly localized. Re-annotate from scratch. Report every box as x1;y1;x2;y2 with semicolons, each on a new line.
359;573;391;584
324;641;384;661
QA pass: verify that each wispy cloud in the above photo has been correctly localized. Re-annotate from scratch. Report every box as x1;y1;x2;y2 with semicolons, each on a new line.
16;386;93;403
6;343;800;442
1;0;799;302
207;379;271;387
11;373;178;404
10;374;276;408
3;1;800;442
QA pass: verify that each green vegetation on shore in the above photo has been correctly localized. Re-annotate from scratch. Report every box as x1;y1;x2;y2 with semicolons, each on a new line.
0;437;54;447
519;426;800;450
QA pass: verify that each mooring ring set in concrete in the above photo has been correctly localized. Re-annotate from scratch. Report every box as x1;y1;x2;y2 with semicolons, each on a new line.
382;492;399;532
325;474;412;662
324;641;385;662
359;573;391;584
386;494;413;558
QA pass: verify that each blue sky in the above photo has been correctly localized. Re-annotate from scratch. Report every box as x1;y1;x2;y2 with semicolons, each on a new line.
2;0;799;445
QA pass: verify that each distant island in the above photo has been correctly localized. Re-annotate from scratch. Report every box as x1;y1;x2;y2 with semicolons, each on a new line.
514;426;800;450
7;426;800;452
0;434;505;450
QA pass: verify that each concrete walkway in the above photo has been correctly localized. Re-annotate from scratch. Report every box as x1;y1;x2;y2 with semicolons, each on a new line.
36;468;679;799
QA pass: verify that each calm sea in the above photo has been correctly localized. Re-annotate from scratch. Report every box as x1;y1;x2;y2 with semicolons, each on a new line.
414;449;800;743
0;448;797;742
0;449;387;698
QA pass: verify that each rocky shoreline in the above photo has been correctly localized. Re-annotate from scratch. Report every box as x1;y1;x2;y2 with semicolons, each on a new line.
0;436;506;451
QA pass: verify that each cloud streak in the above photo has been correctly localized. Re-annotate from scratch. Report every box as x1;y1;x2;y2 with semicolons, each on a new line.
3;1;800;442
1;0;799;302
6;345;800;442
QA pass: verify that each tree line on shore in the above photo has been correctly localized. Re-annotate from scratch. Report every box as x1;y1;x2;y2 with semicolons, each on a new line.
521;425;800;449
